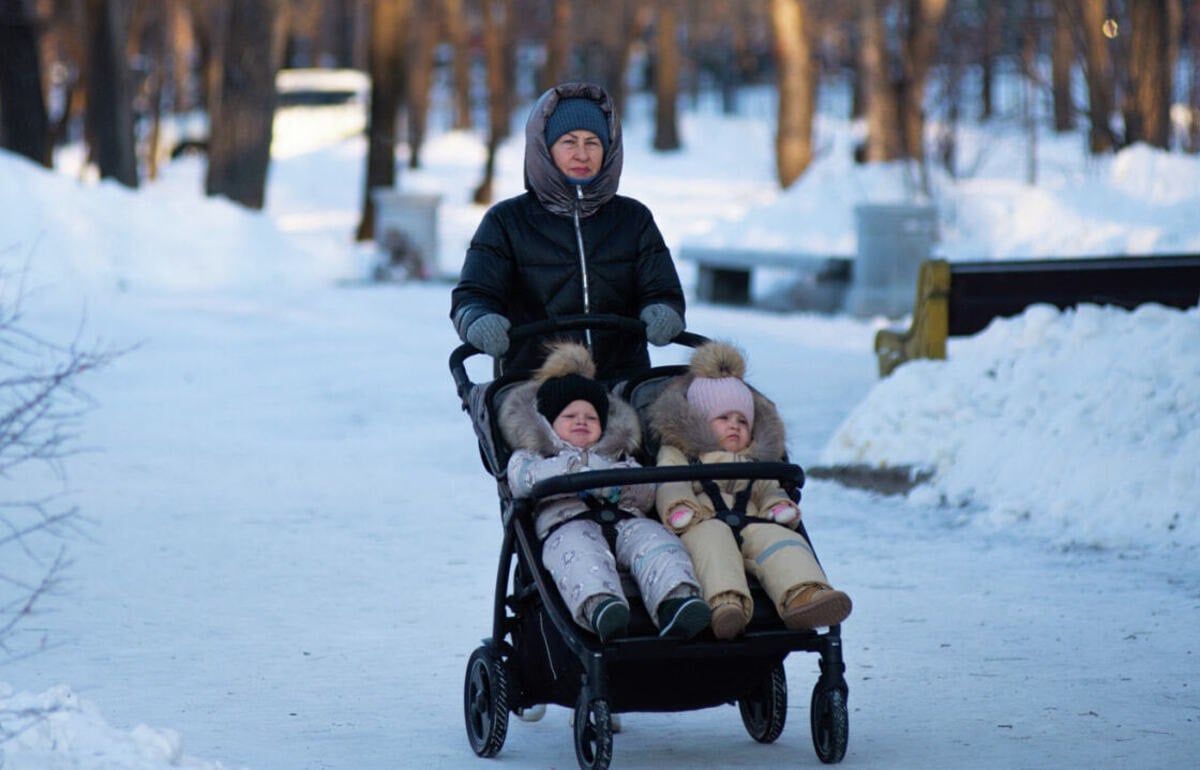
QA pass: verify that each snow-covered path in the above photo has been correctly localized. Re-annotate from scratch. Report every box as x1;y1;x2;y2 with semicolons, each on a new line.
6;283;1194;769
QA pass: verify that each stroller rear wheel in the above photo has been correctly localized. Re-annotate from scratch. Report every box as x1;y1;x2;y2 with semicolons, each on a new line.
738;662;788;743
464;645;509;757
573;690;613;770
810;683;848;763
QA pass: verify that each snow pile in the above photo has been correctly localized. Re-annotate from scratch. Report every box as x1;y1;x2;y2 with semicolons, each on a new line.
0;152;334;297
0;684;235;769
821;301;1200;550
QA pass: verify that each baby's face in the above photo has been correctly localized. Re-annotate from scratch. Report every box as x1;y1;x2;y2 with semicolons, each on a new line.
552;399;602;448
710;411;751;453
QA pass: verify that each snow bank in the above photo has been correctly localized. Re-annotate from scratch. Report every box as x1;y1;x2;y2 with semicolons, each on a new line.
0;683;235;769
821;302;1200;550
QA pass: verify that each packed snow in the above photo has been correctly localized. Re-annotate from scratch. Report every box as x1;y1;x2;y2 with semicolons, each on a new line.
1;83;1197;770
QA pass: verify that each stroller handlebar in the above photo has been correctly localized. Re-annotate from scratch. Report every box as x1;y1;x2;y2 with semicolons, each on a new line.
449;313;708;398
528;461;805;499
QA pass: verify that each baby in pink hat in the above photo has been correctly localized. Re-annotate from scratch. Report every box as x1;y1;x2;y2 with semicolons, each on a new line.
647;341;852;640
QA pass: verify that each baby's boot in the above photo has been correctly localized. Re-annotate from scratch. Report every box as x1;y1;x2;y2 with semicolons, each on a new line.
656;595;710;639
709;591;749;640
781;582;852;630
590;596;630;643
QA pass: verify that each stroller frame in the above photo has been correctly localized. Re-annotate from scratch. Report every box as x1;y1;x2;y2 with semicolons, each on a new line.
451;315;849;770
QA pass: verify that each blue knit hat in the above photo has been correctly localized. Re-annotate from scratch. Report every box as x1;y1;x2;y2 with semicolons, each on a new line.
544;98;610;152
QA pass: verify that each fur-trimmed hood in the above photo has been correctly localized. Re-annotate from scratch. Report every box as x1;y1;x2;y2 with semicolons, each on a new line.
647;341;788;461
498;341;641;457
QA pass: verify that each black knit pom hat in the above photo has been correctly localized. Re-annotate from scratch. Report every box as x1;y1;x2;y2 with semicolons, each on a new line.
536;374;609;430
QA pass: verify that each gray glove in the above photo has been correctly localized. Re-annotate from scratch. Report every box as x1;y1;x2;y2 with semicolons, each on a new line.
640;304;684;346
465;313;511;357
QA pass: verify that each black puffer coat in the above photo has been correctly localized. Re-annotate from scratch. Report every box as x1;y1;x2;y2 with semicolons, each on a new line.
450;82;685;381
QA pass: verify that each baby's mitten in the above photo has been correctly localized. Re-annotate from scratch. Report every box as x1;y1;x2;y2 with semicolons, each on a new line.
768;503;800;526
667;506;695;531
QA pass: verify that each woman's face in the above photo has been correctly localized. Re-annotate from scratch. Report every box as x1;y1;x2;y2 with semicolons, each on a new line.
710;411;751;453
551;399;603;448
550;129;604;180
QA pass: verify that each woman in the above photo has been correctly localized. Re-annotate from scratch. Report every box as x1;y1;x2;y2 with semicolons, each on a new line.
450;82;686;381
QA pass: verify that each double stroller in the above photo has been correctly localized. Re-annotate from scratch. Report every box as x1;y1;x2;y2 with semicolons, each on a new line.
450;315;849;770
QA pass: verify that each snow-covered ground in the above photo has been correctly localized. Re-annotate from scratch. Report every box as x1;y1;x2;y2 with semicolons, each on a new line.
1;85;1197;769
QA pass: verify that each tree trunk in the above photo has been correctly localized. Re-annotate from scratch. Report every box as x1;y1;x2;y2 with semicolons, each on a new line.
980;0;1003;120
1189;0;1200;153
1127;0;1172;148
443;0;472;129
39;0;88;152
540;0;571;94
473;0;513;203
859;0;902;161
770;0;816;188
600;0;634;113
204;0;286;209
356;0;408;241
84;0;139;187
408;0;436;169
140;0;169;180
1077;0;1117;153
0;0;52;167
1051;0;1075;132
899;0;948;165
653;0;681;151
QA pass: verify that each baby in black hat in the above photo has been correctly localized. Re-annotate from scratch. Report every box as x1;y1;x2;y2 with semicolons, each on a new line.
498;341;710;643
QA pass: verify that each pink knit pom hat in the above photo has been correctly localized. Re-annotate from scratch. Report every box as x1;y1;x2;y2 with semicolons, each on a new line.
686;376;754;428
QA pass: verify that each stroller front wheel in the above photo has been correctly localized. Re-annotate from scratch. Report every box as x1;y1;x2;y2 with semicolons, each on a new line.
573;690;613;770
810;683;848;763
464;645;510;757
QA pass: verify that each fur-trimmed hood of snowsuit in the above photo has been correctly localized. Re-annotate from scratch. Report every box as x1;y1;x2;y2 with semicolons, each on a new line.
498;342;651;539
498;342;641;459
647;341;788;462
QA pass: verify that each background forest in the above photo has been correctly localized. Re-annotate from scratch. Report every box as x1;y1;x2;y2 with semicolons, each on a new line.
1;0;1197;240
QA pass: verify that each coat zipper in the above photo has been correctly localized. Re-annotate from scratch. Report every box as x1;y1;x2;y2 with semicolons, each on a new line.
572;184;593;351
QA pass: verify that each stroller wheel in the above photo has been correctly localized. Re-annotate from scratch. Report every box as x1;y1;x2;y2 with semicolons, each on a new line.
738;662;788;743
573;690;613;770
464;645;509;757
810;683;848;764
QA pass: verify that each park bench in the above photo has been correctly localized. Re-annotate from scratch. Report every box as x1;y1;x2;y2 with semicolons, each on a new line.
874;254;1200;377
678;245;852;306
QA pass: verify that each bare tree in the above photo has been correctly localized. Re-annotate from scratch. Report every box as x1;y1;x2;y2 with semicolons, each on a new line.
1051;0;1075;132
770;0;818;187
1188;0;1200;153
1126;0;1173;148
1076;0;1118;153
0;0;52;167
407;0;437;168
979;0;1004;121
84;0;139;187
0;274;119;673
653;0;681;151
859;0;902;161
472;0;514;204
204;0;287;210
443;0;473;130
539;0;571;94
898;0;949;165
355;0;409;241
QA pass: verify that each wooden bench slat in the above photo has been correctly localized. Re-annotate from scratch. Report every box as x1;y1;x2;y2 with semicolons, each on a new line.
875;255;1200;377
